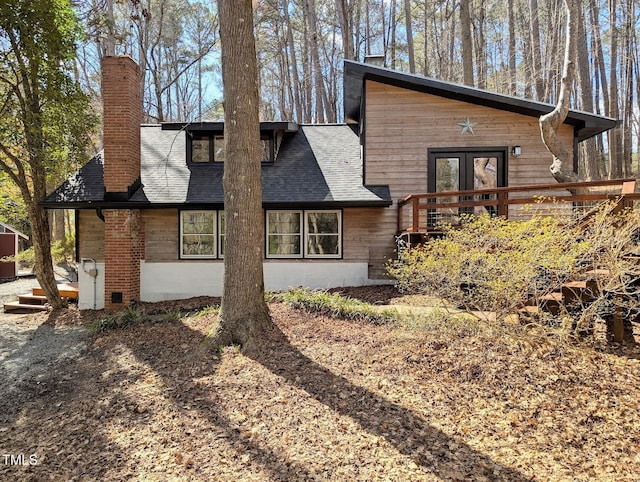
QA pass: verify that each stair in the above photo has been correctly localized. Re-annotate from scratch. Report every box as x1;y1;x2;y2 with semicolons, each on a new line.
522;268;633;343
3;282;78;313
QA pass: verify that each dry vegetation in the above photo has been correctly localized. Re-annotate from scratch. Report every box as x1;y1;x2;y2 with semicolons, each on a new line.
1;287;639;481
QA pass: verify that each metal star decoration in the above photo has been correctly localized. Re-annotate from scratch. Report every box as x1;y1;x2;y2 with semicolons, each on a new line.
457;117;476;135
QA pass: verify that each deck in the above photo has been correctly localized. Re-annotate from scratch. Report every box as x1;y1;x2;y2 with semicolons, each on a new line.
397;178;638;236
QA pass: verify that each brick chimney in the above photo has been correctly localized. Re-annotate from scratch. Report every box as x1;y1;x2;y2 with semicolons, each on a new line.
101;56;143;311
101;56;142;197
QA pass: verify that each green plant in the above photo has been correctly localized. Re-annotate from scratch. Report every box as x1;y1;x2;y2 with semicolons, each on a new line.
93;307;144;333
273;288;398;325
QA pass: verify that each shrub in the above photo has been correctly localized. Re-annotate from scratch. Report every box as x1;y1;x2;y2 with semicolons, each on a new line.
388;213;588;324
389;202;640;342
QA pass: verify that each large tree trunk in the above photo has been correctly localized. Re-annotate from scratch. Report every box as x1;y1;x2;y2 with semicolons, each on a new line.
539;0;580;184
215;0;271;350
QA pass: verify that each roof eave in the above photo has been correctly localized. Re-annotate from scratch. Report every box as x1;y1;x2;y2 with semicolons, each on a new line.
41;199;392;210
344;60;618;138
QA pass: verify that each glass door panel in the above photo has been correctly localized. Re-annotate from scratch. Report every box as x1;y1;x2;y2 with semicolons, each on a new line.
428;149;506;226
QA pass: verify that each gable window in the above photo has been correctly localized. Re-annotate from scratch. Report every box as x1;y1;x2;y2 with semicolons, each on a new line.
267;211;302;258
180;211;216;258
190;134;213;163
188;132;273;163
305;211;341;258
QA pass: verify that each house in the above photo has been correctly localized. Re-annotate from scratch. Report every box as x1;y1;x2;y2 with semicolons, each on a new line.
42;56;617;310
0;221;28;280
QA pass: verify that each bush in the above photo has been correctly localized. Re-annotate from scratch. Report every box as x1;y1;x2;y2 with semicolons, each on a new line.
389;202;640;342
388;213;588;324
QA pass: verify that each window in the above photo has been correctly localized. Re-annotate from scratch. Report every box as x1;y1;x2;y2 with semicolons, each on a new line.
190;134;212;163
180;211;216;258
305;211;341;258
218;211;225;257
266;210;342;259
214;136;225;162
267;211;302;258
188;132;273;163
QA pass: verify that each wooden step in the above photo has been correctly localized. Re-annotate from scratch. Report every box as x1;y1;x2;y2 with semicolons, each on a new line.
3;301;49;312
562;280;599;305
32;282;78;299
539;292;563;315
18;294;48;305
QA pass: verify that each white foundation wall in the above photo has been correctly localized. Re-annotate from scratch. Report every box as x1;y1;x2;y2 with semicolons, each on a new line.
139;261;378;302
78;261;106;310
77;261;383;309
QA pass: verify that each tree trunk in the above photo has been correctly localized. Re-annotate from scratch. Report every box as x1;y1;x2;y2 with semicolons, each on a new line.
607;0;622;179
215;0;271;350
404;0;415;73
529;0;545;100
52;208;66;243
283;0;302;121
460;0;474;86
576;0;599;180
389;0;397;69
539;0;579;184
507;0;516;95
303;0;326;123
336;0;353;60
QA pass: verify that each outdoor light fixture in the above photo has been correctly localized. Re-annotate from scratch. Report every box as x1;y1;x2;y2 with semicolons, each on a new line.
512;146;522;157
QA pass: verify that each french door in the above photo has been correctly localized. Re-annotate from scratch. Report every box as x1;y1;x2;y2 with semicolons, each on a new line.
427;148;506;223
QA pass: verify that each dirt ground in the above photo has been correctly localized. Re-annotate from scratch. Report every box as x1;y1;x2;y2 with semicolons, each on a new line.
1;287;639;481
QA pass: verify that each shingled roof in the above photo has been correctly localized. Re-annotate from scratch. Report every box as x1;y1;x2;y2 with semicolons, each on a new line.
42;124;391;209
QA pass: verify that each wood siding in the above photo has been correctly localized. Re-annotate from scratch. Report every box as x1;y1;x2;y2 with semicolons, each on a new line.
363;80;576;277
144;209;179;262
78;210;105;262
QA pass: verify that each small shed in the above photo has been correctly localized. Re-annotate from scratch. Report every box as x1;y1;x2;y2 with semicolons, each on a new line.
0;221;28;280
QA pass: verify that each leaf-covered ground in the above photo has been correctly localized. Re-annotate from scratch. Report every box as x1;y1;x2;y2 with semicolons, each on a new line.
1;288;639;481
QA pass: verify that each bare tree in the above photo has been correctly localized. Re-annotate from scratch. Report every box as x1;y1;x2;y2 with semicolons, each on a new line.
215;0;271;349
459;0;474;86
403;0;415;73
539;0;580;183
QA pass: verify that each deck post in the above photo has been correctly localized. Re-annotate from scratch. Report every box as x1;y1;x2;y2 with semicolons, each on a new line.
412;197;419;232
612;297;624;343
497;191;508;218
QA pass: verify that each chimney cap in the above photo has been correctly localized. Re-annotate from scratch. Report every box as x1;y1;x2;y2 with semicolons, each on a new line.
364;54;385;67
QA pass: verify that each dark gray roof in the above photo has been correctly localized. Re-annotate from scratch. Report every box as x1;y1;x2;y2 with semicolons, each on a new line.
343;60;618;142
43;124;391;209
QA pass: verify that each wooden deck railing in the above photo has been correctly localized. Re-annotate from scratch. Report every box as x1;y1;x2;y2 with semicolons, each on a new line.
397;178;638;234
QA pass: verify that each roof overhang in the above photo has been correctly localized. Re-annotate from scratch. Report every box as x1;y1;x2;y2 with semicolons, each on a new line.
343;60;618;142
41;200;392;210
161;121;300;133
